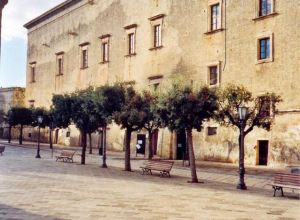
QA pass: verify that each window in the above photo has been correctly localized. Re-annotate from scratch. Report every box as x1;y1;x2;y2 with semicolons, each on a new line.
209;66;218;86
154;25;161;47
82;49;88;68
259;0;272;16
128;33;135;55
211;4;220;31
149;14;164;50
79;42;89;69
148;75;163;91
30;66;36;82
102;42;109;62
207;127;217;136
259;38;270;60
56;52;64;75
28;100;35;108
99;34;110;63
29;62;36;83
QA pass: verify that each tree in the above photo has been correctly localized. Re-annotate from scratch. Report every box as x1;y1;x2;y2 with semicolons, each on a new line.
0;109;4;124
7;107;32;145
159;84;218;183
70;88;99;165
140;91;161;159
216;84;282;189
93;84;125;168
114;85;146;171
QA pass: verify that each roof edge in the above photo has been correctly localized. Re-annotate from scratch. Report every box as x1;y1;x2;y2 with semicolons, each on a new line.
24;0;83;29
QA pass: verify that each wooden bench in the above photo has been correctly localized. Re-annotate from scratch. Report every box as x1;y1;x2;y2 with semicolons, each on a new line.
270;172;300;197
56;150;76;163
0;146;5;156
140;160;174;177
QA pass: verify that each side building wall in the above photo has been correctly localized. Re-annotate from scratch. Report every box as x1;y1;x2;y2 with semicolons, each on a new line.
24;0;300;167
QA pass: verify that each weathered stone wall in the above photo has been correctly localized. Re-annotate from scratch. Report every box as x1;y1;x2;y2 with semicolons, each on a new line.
24;0;300;166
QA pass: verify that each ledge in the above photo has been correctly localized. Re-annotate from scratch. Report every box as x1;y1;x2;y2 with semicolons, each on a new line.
79;42;90;47
29;61;36;65
56;73;64;76
148;75;163;80
149;14;165;21
125;53;136;58
99;61;109;64
253;12;278;21
149;46;163;51
256;58;273;64
80;66;88;70
55;51;65;55
124;24;137;30
204;28;224;35
99;34;111;39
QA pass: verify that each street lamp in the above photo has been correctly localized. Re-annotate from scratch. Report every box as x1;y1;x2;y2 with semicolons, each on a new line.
237;105;248;190
35;115;43;158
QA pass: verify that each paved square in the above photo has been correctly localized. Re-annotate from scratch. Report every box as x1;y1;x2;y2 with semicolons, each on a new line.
0;145;299;219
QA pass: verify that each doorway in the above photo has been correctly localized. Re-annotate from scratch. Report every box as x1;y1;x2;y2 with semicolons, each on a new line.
176;130;186;160
258;140;268;165
136;134;146;156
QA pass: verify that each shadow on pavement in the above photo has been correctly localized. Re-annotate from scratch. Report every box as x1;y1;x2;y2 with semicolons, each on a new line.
0;203;65;220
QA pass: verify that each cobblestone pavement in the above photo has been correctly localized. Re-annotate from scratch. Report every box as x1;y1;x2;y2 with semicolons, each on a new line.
0;145;299;220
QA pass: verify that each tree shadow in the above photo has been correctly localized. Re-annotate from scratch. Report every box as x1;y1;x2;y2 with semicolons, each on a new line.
0;203;65;220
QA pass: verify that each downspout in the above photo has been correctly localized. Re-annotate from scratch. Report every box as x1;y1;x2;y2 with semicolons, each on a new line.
223;0;227;71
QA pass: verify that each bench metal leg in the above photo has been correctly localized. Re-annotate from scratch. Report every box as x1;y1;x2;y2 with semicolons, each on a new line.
141;168;152;175
160;171;170;178
273;186;283;197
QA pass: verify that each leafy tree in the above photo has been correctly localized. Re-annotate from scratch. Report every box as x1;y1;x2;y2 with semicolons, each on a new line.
216;84;282;188
52;94;73;129
0;109;4;124
159;85;218;183
140;91;161;159
7;106;32;145
70;87;99;165
114;85;146;171
93;84;125;168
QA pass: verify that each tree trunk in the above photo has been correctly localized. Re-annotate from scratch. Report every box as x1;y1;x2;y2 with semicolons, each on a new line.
8;126;11;143
81;131;87;165
89;133;92;154
148;130;153;160
19;125;23;145
102;126;107;168
187;129;198;183
124;128;132;171
49;128;53;149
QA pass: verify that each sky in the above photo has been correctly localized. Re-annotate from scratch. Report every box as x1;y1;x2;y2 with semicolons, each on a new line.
0;0;65;88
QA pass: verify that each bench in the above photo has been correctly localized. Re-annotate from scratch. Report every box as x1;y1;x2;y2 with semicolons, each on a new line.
140;160;174;177
0;146;5;156
270;172;300;197
56;150;76;163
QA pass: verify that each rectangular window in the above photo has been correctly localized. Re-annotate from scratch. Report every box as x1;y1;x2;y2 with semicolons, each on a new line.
29;100;35;108
211;3;220;31
154;25;161;47
209;66;218;86
30;66;36;83
102;42;109;62
207;127;217;136
82;49;88;68
259;38;270;60
57;57;63;75
259;0;272;16
128;33;135;55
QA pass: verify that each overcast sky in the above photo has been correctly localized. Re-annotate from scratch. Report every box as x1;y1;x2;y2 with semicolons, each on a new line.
0;0;65;87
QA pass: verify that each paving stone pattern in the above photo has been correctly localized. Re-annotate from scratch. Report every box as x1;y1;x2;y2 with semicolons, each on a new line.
0;145;299;220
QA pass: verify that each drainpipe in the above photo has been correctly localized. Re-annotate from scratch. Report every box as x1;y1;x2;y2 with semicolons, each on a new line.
223;0;227;71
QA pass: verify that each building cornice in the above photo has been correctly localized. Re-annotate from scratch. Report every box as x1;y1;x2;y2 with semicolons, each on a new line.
24;0;83;29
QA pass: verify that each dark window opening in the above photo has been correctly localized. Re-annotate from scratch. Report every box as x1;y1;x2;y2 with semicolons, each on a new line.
82;49;88;68
259;0;272;16
259;38;270;60
209;66;218;86
102;42;109;62
128;33;135;55
211;3;220;30
208;127;217;136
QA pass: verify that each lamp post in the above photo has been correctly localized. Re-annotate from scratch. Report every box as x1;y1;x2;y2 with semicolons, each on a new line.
35;115;43;158
237;106;247;190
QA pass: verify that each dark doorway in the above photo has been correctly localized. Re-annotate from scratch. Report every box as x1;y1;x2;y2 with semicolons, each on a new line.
136;134;146;156
176;130;186;160
152;129;159;155
258;140;268;165
54;129;59;144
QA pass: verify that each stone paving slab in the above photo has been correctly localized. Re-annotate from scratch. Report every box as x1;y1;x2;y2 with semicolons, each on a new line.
0;145;299;220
